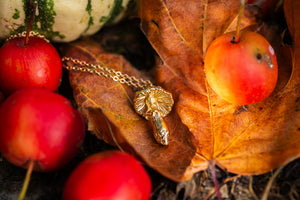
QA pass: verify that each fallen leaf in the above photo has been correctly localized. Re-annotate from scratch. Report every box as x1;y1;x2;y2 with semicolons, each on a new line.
62;38;204;181
140;0;300;179
63;0;300;181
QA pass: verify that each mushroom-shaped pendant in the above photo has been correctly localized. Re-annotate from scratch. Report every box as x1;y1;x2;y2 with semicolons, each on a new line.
134;87;174;145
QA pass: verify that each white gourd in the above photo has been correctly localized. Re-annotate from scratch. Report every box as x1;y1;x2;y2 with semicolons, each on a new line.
0;0;131;42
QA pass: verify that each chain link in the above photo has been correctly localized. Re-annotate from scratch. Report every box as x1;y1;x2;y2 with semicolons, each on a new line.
62;57;153;90
6;31;49;43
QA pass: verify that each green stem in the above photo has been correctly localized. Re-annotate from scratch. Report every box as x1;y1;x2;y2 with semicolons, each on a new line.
17;159;35;200
234;0;245;43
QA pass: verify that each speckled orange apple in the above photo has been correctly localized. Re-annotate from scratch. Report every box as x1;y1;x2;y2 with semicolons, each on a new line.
204;31;278;105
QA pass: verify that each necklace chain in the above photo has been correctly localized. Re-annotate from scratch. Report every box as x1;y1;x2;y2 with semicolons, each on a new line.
6;30;173;146
62;57;153;90
7;31;153;90
6;31;49;43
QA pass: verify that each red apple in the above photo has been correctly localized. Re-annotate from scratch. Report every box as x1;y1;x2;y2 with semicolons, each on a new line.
0;91;4;104
0;88;85;171
0;36;62;95
63;151;152;200
204;31;278;105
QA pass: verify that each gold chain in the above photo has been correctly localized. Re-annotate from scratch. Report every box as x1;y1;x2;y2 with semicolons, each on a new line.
6;31;49;43
6;31;173;145
7;31;151;90
62;57;153;90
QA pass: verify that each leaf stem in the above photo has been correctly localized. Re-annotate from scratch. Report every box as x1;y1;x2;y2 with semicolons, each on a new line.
25;1;37;45
17;159;35;200
210;162;222;200
234;0;245;43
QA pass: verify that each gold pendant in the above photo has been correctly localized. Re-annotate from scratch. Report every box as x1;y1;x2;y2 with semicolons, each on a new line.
61;56;175;145
134;87;174;145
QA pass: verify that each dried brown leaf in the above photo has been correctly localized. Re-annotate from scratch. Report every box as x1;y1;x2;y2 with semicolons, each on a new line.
63;0;300;181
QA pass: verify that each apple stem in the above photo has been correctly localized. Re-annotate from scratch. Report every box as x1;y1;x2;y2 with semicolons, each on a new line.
234;0;245;43
25;1;37;45
17;159;35;200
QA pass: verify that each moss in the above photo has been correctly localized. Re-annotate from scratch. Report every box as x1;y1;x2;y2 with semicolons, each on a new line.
12;0;65;40
12;9;20;19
